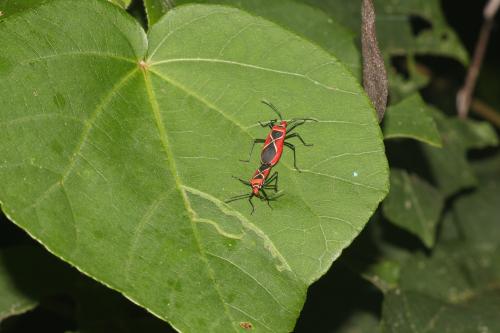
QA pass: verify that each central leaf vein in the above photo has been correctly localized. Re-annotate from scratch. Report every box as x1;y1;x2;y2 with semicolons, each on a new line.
141;69;239;332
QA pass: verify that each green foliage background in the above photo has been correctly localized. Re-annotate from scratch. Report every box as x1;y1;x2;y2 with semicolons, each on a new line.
1;0;499;332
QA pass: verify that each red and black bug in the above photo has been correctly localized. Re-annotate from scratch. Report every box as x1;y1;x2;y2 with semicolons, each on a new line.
240;100;317;171
225;101;316;213
225;163;280;214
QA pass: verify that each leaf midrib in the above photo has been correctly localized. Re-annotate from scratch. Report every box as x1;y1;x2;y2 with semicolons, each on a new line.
141;69;240;332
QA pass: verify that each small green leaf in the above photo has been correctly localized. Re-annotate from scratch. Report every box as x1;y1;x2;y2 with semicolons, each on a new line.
387;57;430;103
175;0;361;78
0;1;388;331
0;249;38;321
383;93;441;147
382;244;500;333
0;246;74;322
449;118;499;150
74;278;174;333
421;112;498;196
144;0;174;26
383;169;443;248
0;243;171;331
361;259;400;293
337;311;381;333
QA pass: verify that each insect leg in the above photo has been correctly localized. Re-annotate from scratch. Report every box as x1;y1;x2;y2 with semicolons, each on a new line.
225;193;251;203
240;138;266;162
284;142;301;171
264;172;279;192
232;175;251;186
260;189;273;209
248;195;256;215
285;132;313;146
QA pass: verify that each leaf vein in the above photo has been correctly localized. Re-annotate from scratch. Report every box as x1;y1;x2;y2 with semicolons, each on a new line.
206;251;293;315
142;70;239;332
150;58;359;95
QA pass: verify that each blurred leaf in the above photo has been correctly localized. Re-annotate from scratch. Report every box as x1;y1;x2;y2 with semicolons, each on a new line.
451;154;500;248
382;244;500;333
337;311;381;333
361;259;400;293
73;278;173;333
0;244;172;332
383;169;443;248
109;0;132;8
449;118;499;150
299;0;468;64
299;0;468;103
0;246;73;322
0;256;37;321
383;93;441;147
144;0;174;26
175;0;361;78
387;58;430;103
437;212;462;243
295;0;360;32
422;112;498;196
0;1;388;331
0;0;49;18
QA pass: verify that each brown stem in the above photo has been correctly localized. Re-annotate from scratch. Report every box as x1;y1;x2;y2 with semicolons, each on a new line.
457;0;499;118
470;99;500;128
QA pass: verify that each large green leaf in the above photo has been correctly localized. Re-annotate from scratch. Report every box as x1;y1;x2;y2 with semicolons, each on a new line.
0;1;388;331
383;169;443;248
175;0;361;79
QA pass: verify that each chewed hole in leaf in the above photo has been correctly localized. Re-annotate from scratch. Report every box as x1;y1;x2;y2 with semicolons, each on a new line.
409;15;433;37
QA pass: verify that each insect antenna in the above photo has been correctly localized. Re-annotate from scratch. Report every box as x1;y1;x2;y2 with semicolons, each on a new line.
261;100;283;120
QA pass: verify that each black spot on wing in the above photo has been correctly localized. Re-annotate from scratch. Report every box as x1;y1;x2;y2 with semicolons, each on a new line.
261;145;277;164
271;130;283;140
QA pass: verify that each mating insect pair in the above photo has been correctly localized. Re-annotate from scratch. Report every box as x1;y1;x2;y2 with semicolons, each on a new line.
225;101;316;214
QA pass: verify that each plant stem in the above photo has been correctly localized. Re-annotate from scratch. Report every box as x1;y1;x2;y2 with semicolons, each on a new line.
457;0;499;118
